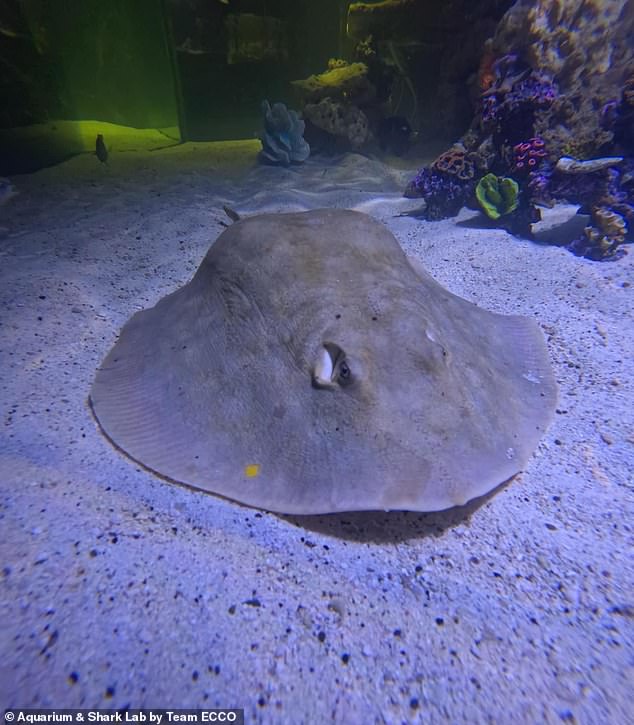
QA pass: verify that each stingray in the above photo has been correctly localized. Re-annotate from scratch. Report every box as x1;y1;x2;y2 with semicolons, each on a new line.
90;209;557;514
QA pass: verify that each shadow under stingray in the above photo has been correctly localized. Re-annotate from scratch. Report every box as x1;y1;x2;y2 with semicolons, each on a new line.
96;446;513;546
89;397;520;546
276;478;513;544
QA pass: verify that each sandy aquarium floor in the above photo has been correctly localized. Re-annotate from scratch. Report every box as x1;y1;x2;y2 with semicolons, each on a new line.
1;141;632;723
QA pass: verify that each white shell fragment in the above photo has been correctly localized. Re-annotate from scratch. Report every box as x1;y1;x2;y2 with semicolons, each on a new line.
555;156;623;174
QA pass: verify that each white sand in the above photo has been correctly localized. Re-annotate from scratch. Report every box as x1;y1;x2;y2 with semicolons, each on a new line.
1;142;632;723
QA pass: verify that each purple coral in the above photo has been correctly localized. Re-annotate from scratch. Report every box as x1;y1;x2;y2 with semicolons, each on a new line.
481;95;498;125
479;55;557;144
404;168;471;220
527;162;554;206
511;76;557;109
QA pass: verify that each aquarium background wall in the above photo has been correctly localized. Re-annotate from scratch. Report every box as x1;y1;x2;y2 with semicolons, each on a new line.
0;0;349;172
1;0;515;172
168;0;347;141
1;0;177;129
3;0;632;175
1;0;179;172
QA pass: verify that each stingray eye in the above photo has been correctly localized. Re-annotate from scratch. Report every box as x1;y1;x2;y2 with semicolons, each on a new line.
332;345;353;386
312;342;352;388
337;360;351;384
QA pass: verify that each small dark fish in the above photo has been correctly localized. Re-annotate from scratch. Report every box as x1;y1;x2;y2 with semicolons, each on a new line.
95;134;108;164
378;116;417;156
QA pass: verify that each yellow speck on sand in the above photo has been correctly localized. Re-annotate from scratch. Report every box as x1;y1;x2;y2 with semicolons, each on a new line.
244;464;261;478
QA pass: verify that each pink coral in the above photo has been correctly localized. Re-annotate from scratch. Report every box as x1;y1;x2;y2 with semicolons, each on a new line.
512;137;547;173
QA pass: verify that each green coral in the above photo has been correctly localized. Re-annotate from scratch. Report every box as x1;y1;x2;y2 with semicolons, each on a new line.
475;173;519;220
